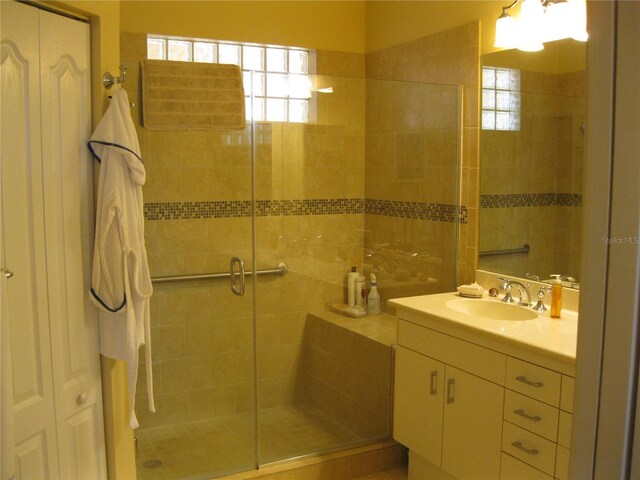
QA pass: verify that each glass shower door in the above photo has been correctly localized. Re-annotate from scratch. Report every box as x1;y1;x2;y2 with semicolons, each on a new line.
135;113;259;478
251;73;461;465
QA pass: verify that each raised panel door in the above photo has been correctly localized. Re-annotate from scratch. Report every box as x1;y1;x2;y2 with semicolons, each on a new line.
1;2;60;477
39;8;107;479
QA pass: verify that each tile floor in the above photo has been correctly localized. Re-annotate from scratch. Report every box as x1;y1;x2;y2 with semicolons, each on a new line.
136;403;363;479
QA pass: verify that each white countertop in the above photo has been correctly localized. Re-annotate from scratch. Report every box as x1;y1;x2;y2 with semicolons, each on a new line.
389;292;578;367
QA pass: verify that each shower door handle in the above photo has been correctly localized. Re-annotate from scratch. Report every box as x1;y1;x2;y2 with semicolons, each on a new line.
230;256;246;296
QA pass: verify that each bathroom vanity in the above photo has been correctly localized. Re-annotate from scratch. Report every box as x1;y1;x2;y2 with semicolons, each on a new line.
389;291;577;480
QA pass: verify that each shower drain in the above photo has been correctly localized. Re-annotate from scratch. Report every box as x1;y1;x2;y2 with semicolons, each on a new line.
143;459;163;468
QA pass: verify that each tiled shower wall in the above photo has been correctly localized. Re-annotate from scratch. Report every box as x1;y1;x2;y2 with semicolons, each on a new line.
479;69;584;278
122;32;368;428
121;22;478;431
365;22;482;289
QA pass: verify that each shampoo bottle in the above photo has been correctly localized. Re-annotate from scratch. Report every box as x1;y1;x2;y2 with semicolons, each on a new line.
355;275;366;308
368;273;381;315
347;267;359;307
550;274;563;318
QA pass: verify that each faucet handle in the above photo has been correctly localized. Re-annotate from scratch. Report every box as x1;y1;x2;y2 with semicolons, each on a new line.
537;285;552;298
532;286;551;312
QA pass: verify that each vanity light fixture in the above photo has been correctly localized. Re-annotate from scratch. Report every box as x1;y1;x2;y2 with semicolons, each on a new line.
494;0;588;51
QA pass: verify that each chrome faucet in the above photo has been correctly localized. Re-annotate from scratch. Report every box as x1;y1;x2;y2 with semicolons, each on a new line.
532;286;552;312
498;277;533;307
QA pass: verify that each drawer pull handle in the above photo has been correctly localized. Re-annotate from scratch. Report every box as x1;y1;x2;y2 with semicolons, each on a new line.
516;375;544;388
512;441;539;456
446;378;455;404
514;409;542;422
429;371;438;395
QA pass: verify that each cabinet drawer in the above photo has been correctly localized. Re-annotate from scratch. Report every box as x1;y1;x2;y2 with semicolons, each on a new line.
560;376;575;413
398;319;506;385
500;453;553;480
558;411;572;448
502;421;557;476
506;357;561;406
555;445;570;480
504;390;559;441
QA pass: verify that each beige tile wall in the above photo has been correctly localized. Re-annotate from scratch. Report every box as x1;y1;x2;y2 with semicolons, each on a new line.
121;34;371;430
365;22;481;288
123;27;471;436
304;312;392;439
479;70;585;279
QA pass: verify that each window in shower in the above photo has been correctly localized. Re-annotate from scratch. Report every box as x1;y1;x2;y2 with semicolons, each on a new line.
482;66;521;131
147;35;315;123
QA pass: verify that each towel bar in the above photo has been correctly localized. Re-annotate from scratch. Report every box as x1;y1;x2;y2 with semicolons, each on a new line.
479;244;530;257
151;262;288;284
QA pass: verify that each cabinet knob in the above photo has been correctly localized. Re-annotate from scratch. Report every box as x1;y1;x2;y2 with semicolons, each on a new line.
1;267;14;279
77;393;88;405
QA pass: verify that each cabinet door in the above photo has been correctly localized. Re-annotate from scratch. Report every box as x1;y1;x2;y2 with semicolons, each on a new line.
442;366;504;479
394;346;444;466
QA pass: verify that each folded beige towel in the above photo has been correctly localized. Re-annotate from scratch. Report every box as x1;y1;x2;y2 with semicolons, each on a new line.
141;60;245;130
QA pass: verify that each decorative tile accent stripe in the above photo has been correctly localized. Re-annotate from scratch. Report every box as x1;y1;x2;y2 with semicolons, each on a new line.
145;201;251;220
256;199;364;216
480;193;583;208
144;198;467;223
365;198;467;224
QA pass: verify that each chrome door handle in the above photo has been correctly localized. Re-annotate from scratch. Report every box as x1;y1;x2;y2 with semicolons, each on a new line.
1;267;13;279
513;409;542;422
511;441;539;456
230;257;245;296
429;371;438;395
446;378;455;404
516;375;543;388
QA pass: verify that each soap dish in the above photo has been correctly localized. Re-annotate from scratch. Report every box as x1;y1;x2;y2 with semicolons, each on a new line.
457;283;483;298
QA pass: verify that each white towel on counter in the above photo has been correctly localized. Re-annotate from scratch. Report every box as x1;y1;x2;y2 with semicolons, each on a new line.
88;87;155;429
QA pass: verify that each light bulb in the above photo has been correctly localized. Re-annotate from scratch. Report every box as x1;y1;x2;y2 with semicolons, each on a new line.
568;0;588;41
494;13;519;48
544;1;573;42
518;0;544;51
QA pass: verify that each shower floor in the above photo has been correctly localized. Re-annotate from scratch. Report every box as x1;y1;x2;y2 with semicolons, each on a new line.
136;402;363;480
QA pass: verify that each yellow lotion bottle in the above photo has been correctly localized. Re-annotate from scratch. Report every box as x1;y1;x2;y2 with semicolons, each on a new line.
550;274;563;318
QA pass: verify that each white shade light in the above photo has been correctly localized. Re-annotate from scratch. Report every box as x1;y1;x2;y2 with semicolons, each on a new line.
568;0;589;41
494;0;588;52
494;13;519;48
518;0;544;51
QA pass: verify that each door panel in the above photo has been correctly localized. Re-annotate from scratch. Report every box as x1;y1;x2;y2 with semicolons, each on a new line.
1;2;60;476
39;8;106;479
442;366;503;480
393;345;444;466
1;2;106;478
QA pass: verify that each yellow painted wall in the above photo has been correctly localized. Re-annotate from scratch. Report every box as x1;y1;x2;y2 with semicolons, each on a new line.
365;0;505;54
120;0;366;53
44;2;137;479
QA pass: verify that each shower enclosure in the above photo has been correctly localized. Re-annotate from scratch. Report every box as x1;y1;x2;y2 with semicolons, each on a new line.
131;65;462;479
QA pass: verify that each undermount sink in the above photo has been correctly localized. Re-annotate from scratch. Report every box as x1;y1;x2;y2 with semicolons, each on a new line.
446;298;539;321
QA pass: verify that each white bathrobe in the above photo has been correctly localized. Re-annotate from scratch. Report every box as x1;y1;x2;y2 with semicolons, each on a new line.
88;88;154;428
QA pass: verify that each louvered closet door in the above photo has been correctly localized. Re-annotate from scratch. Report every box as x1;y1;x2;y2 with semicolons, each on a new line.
1;2;106;478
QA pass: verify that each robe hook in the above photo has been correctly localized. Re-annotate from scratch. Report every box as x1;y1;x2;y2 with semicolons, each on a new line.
103;64;128;89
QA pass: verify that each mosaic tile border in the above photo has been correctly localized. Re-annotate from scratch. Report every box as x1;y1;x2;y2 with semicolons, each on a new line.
144;198;467;223
480;193;583;208
365;199;467;224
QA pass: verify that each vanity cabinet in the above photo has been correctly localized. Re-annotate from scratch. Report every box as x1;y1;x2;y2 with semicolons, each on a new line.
393;312;575;480
394;321;505;479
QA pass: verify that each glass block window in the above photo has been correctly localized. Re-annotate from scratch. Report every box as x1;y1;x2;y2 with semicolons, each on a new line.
482;67;521;131
147;35;313;123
